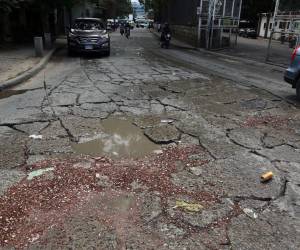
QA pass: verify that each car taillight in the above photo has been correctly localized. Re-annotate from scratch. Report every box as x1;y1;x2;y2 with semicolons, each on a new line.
291;46;300;64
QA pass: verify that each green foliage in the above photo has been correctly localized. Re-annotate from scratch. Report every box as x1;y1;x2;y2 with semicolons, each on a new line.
0;0;20;13
0;0;132;17
242;0;300;24
139;0;169;19
279;0;300;11
115;0;132;17
98;0;132;18
242;0;274;23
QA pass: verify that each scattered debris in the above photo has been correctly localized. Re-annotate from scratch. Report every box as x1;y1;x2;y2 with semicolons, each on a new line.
243;208;258;219
29;134;43;140
189;166;203;176
174;200;204;212
153;149;163;154
28;234;40;243
95;173;112;187
161;119;174;124
243;115;290;130
27;167;55;180
261;171;273;183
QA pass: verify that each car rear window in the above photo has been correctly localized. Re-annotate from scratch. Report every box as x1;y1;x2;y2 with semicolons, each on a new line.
73;20;104;30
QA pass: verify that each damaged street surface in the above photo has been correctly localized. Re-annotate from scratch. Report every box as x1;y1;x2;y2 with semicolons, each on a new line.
0;29;300;249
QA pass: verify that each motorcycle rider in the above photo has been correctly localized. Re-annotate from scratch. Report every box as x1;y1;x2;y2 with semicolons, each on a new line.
120;22;125;35
125;22;131;38
161;23;171;42
161;23;171;48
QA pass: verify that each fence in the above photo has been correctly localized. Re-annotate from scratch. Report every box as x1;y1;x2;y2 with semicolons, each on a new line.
197;0;243;49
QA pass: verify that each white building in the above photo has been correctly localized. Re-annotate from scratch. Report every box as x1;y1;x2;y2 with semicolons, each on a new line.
132;1;145;19
258;11;300;39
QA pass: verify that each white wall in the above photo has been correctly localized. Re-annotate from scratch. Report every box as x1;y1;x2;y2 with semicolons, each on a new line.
259;15;300;39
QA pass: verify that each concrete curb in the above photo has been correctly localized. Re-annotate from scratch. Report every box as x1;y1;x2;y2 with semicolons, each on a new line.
0;48;57;91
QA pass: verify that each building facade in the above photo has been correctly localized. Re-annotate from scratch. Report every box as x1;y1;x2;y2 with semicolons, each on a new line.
132;1;145;18
258;11;300;39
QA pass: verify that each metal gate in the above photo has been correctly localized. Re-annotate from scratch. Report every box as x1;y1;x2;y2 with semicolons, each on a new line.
266;0;300;65
197;0;243;49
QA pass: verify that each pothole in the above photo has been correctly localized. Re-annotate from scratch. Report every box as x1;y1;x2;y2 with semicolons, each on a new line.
72;117;160;158
0;89;27;100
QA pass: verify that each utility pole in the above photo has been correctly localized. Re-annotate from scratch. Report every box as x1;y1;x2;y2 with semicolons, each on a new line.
206;0;215;49
235;0;243;46
197;0;203;48
266;0;280;61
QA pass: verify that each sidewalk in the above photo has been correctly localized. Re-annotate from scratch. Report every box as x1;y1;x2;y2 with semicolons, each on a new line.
0;46;39;83
220;36;293;67
151;29;287;70
0;41;61;90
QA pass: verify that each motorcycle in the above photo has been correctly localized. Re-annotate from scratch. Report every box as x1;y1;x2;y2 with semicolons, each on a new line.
120;27;124;36
161;33;171;49
125;28;130;39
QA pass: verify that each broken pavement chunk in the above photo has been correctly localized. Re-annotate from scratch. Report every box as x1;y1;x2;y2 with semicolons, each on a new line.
27;167;55;180
243;208;258;219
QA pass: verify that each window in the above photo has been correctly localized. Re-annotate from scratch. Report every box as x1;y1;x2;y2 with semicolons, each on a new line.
263;23;266;29
275;22;278;27
269;23;273;29
279;22;286;29
73;20;104;30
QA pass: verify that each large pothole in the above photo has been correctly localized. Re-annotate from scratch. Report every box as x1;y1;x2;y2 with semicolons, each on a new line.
72;117;160;158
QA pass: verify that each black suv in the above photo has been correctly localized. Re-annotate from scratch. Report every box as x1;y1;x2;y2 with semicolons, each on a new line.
67;18;110;56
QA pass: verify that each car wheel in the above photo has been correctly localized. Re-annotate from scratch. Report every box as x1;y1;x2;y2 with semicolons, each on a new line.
104;49;110;57
68;47;75;57
296;78;300;100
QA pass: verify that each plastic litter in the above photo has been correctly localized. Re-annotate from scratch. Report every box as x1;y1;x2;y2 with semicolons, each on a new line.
29;134;43;140
261;171;273;182
160;119;174;124
174;200;203;212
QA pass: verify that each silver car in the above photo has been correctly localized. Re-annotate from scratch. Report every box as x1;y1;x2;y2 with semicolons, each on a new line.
67;18;110;56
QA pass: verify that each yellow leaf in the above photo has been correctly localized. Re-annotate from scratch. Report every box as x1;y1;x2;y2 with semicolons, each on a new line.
175;200;203;212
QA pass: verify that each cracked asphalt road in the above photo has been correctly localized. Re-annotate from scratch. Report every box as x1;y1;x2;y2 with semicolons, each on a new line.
0;29;300;249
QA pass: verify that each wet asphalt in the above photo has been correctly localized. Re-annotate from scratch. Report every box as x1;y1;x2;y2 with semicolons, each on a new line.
0;29;299;249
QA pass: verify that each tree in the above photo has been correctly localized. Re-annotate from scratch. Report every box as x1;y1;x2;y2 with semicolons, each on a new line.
116;0;132;17
241;0;274;25
0;0;20;13
139;0;170;21
279;0;300;11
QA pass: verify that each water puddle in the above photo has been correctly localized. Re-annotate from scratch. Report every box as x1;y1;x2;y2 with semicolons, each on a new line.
72;118;160;158
0;89;27;100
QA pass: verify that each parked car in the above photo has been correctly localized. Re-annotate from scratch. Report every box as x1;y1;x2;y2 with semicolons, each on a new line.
67;18;110;56
239;28;257;39
238;28;246;37
284;46;300;99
